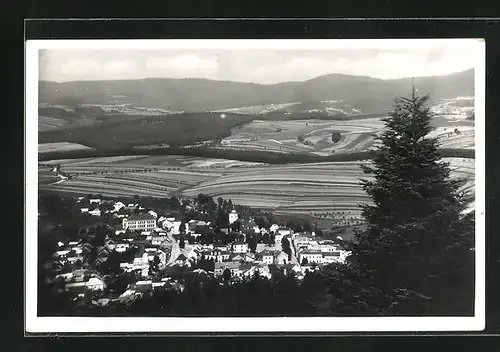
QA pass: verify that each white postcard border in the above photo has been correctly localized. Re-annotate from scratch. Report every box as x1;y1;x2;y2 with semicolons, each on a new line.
25;39;486;333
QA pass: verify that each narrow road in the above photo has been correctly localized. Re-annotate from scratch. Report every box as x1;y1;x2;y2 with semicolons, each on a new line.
166;233;180;266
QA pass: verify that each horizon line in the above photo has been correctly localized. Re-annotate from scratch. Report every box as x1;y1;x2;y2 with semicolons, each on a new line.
39;67;474;85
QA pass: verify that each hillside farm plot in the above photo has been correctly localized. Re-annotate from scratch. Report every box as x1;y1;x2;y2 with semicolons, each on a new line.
39;155;476;220
221;118;385;155
39;116;71;131
38;165;60;186
38;142;95;154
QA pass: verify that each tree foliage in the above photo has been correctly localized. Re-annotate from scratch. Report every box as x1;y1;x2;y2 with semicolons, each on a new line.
353;90;475;315
331;131;342;143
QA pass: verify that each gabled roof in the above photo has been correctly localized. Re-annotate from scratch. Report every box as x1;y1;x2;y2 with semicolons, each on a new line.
128;213;156;221
259;250;275;257
301;250;322;255
176;254;187;261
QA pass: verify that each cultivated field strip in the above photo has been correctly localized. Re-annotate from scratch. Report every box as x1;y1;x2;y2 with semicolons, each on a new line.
39;156;475;216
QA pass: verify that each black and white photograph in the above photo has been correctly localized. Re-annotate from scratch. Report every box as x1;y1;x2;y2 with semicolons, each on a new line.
25;39;485;333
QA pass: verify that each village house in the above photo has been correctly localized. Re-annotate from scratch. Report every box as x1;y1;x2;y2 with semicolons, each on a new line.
229;210;239;224
277;228;292;236
299;250;324;265
88;208;102;216
259;250;275;265
126;203;139;210
203;249;231;263
80;207;89;213
319;244;339;253
322;252;343;264
113;201;126;212
229;253;245;263
275;251;289;265
120;262;147;277
115;242;130;253
254;264;272;279
104;238;116;251
65;276;106;294
214;262;241;277
186;248;200;262
244;252;256;262
231;241;248;254
174;254;191;267
66;251;84;265
239;264;256;278
122;213;156;231
144;247;167;266
54;272;74;282
274;232;285;245
269;224;279;233
279;263;302;276
151;235;169;246
89;198;101;204
148;210;158;219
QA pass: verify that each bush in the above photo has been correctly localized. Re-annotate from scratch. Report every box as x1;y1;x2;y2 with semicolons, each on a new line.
331;131;342;143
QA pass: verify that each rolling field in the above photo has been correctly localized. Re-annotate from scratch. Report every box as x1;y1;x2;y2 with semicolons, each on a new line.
220;116;475;156
38;142;95;154
39;155;475;221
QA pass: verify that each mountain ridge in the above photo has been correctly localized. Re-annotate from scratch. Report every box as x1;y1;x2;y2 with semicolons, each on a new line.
39;69;474;113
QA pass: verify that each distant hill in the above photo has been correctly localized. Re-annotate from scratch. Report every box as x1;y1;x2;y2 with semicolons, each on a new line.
39;69;474;114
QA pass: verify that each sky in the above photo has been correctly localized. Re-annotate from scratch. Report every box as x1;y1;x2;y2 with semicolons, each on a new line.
38;42;480;84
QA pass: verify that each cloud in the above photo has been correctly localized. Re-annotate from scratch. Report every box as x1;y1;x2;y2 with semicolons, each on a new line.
145;55;218;79
104;60;137;76
38;44;478;83
59;58;101;80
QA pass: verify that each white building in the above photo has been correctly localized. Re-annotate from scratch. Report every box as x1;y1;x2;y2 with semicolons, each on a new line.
113;202;126;212
299;250;324;265
229;210;239;224
232;241;248;254
277;228;292;236
89;199;101;204
259;250;275;265
122;213;156;231
148;210;158;219
88;209;101;217
275;251;289;265
115;243;130;253
86;277;105;291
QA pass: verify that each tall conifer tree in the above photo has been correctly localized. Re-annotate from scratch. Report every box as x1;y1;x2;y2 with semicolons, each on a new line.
353;86;475;315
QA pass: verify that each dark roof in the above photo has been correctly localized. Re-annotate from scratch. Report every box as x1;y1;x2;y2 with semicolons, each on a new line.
302;250;322;255
176;254;187;261
215;262;240;269
323;252;341;257
128;213;156;221
260;250;275;257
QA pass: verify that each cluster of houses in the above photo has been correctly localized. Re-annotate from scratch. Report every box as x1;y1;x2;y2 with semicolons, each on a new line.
46;195;352;302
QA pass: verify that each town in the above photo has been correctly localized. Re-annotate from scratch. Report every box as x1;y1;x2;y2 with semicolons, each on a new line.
38;192;353;312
